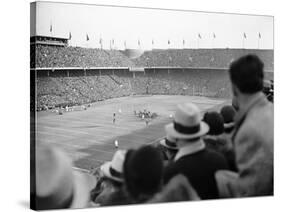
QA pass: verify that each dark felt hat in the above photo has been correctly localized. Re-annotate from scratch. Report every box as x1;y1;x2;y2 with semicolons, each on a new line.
203;111;224;136
123;145;163;200
220;105;236;129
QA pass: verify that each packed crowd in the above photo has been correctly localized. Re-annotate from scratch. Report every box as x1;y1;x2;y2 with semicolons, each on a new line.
133;49;274;70
36;75;132;110
32;46;273;71
36;70;233;110
34;46;273;110
34;55;273;210
131;70;231;98
33;45;135;68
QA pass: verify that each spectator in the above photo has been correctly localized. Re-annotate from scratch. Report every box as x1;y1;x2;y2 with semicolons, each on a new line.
123;145;164;203
220;105;236;133
163;103;229;199
202;111;226;153
91;150;129;206
148;174;200;203
157;134;178;162
203;111;224;135
34;142;97;210
216;54;273;197
203;110;237;171
219;105;237;171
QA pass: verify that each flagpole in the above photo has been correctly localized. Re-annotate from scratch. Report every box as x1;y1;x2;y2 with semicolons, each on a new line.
258;34;260;49
212;33;215;49
68;32;72;47
168;39;170;49
85;34;87;48
50;21;52;37
243;33;247;49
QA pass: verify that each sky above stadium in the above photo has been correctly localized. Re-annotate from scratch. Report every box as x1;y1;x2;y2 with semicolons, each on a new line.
31;2;274;50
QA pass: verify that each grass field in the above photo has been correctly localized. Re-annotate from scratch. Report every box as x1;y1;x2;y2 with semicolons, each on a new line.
36;95;228;170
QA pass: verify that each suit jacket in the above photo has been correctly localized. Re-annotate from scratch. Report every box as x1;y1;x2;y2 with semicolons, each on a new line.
163;148;229;199
204;135;237;172
231;92;273;196
148;174;200;203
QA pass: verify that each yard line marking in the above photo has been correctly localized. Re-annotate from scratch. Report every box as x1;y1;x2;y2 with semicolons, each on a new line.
37;130;149;146
36;133;113;147
37;138;116;154
38;123;164;141
38;118;144;131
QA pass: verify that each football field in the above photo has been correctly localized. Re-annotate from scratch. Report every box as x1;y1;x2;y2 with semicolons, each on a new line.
36;95;228;170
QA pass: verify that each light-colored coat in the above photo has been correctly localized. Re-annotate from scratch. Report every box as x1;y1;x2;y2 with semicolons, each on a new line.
148;174;200;203
231;92;273;196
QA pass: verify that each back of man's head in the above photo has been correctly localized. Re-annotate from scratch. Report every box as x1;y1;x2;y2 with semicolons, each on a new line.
229;54;264;94
123;145;163;202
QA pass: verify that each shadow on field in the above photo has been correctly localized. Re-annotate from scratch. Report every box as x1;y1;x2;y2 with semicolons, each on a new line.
73;100;231;170
73;117;170;170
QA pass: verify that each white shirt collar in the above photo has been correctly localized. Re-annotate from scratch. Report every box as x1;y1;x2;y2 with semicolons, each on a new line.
174;139;206;161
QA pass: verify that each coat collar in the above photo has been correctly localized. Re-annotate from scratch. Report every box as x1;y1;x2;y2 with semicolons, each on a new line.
234;92;267;126
232;92;268;141
174;139;205;161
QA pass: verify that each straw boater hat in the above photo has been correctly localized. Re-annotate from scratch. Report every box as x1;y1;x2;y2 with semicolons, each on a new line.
165;103;209;140
159;134;178;150
100;150;126;183
36;142;97;210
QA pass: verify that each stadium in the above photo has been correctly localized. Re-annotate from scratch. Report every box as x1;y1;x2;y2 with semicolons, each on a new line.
31;35;273;171
29;3;275;209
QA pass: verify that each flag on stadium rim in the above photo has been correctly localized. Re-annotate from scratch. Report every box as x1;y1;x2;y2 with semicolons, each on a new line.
69;32;72;40
183;39;185;45
152;39;154;45
213;33;216;39
259;32;261;38
138;39;141;46
168;39;170;45
198;33;202;39
243;32;247;39
50;23;52;32
86;34;89;41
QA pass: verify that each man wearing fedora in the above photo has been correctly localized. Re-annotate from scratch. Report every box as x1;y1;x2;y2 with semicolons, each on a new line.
216;55;273;197
163;103;229;200
91;150;130;206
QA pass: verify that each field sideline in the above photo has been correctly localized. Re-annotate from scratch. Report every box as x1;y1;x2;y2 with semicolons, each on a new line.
35;95;229;170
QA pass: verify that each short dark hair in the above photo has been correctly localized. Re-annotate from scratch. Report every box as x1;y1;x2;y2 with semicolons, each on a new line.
203;111;224;135
229;54;264;94
123;146;163;202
